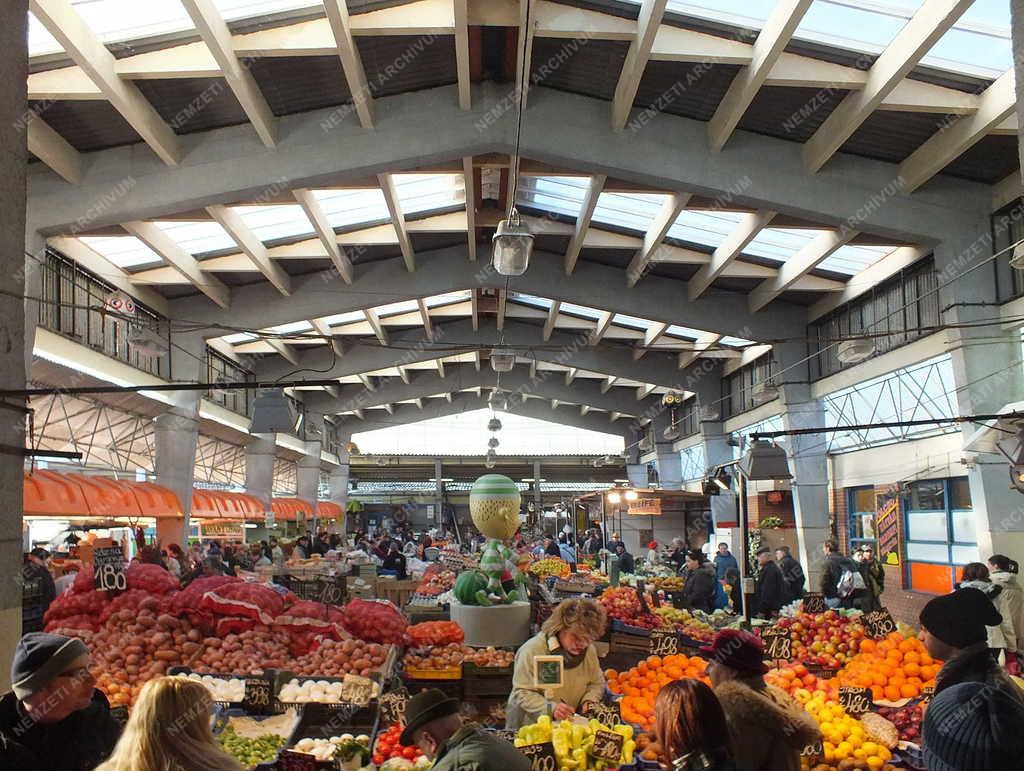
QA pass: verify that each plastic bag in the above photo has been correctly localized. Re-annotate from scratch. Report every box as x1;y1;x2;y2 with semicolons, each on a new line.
200;582;287;624
341;598;408;645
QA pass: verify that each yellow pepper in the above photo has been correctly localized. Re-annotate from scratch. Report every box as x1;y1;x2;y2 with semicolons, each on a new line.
621;739;636;764
613;724;633;742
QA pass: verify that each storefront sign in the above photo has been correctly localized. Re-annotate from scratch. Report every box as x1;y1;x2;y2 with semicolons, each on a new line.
591;730;624;762
93;546;127;592
874;490;901;566
627;497;661;516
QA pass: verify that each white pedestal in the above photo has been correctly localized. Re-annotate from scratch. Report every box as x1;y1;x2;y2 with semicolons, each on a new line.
449;600;532;647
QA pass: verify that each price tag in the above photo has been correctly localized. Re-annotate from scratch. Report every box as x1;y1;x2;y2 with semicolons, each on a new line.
340;674;376;706
591;730;624;763
93;546;127;592
242;676;274;714
862;608;897;639
589;701;621;727
760;626;792;661
805;663;836;680
379;687;411;724
649;629;679;656
496;729;518;744
800;740;824;760
839;686;873;715
921;685;935;705
518;741;558;771
279;749;318;771
317;574;347;605
802;593;827;614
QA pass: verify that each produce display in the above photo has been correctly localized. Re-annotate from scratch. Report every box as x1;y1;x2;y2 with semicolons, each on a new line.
464;647;515;667
279;678;349;703
597;587;662;630
185;673;245;702
217;725;287;766
513;716;635;770
372;723;425;766
290;638;392;678
292;733;371;763
606;654;709;730
403;642;473;670
766;661;839;701
802;694;897;770
190;629;291;675
415;565;458;598
343;599;409;645
408;621;464;647
634;732;661;763
652;576;684;592
653;607;715;642
774;611;866;670
453;570;490;605
834;633;939;702
529;557;571;579
874;702;924;743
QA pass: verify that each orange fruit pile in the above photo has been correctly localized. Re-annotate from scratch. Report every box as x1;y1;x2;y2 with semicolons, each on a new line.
605;654;709;730
835;632;940;702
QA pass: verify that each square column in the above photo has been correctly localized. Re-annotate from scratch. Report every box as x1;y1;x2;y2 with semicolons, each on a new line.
651;411;683;490
154;398;201;546
297;441;322;533
327;444;351;534
245;433;276;513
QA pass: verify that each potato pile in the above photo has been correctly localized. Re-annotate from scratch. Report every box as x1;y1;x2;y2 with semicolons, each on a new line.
90;596;204;707
290;638;391;678
190;628;291;674
404;642;474;670
464;647;515;667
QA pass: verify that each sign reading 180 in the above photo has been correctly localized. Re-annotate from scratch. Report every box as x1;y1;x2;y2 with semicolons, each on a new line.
93;547;127;592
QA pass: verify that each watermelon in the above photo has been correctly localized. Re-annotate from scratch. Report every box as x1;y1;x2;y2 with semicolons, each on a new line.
453;570;489;605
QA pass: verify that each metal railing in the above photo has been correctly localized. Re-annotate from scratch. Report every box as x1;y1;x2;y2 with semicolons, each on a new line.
205;347;254;417
38;248;170;379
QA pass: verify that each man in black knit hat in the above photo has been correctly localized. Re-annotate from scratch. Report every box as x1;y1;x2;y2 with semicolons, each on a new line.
0;632;121;770
919;586;1024;703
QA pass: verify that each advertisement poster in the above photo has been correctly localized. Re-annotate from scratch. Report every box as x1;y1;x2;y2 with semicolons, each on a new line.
874;488;901;566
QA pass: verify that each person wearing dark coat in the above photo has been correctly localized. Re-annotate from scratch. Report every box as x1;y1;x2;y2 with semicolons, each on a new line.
856;544;885;612
819;540;851;608
681;550;717;613
0;633;121;771
725;568;742;615
774;546;806;604
614;544;635;574
22;549;57;634
753;547;785;618
543;537;562;557
919;587;1024;704
382;543;408;580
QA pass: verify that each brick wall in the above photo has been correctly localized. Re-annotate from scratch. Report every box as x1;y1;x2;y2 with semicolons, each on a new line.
831;487;848;553
879;565;932;627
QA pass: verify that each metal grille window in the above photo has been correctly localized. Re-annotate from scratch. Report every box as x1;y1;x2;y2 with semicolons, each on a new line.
205;347;253;417
679;443;707;482
677;397;698;439
808;257;938;380
721;353;776;418
992;197;1024;302
39;248;170;379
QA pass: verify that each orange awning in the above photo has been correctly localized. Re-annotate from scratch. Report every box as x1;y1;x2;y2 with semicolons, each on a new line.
317;501;343;519
191;489;264;521
123;481;183;518
24;470;183;520
24;470;91;517
271;497;313;523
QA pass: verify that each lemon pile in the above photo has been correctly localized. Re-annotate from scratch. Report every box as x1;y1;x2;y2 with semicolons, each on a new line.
803;694;894;770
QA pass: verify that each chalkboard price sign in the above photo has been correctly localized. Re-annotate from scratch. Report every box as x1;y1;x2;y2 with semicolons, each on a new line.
802;593;827;614
863;608;897;639
519;741;558;771
317;575;347;606
242;676;273;714
649;629;679;656
760;626;792;661
495;730;518;744
839;686;873;715
93;546;127;592
279;749;318;771
380;687;411;725
800;740;824;760
921;685;935;705
591;730;624;763
589;701;620;727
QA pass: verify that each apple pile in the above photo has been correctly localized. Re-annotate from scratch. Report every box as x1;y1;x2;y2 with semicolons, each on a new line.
875;701;924;743
775;610;865;670
598;587;663;630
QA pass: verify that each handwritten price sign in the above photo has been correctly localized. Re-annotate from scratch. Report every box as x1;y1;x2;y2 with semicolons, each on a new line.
648;629;679;656
519;741;558;771
839;686;873;715
93;546;127;592
591;730;624;763
379;688;410;725
760;626;792;661
802;593;827;614
863;608;897;639
242;676;273;714
800;740;824;760
589;701;621;727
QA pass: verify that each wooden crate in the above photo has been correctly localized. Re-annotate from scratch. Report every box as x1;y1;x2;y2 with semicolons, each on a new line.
377;578;418;609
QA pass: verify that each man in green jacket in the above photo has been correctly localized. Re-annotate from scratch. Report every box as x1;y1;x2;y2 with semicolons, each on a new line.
402;689;530;771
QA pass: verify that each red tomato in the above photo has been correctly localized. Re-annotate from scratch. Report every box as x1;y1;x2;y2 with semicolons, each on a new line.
402;747;418;759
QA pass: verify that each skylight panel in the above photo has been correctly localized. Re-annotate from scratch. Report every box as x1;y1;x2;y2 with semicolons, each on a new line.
559;302;602;320
424;290;471;308
796;2;914;51
510;294;553;310
818;244;893;275
320;310;365;326
592;192;668;232
668;209;745;249
28;12;62;56
70;0;194;46
223;332;258;344
613;313;654;331
231;204;314;242
516;176;589;218
79;236;162;269
374;300;420;317
743;228;821;263
393;174;464;216
269;320;312;334
311;189;390;230
666;325;706;340
213;0;320;22
155;220;237;255
720;335;755;347
926;26;1010;76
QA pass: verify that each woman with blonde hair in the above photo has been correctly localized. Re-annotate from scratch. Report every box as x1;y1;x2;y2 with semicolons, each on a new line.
506;597;608;729
654;679;737;771
96;676;244;771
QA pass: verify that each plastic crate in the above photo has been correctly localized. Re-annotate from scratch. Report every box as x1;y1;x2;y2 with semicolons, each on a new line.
285;702;379;759
462;661;513;698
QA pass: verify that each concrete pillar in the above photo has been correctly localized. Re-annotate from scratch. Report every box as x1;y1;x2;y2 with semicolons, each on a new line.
1013;0;1024;174
533;459;543;510
297;441;322;533
434;458;443;523
626;464;647;488
651;411;682;490
774;341;831;588
328;444;351;533
246;433;276;510
2;0;28;688
936;228;1024;559
701;423;739;529
153;398;201;547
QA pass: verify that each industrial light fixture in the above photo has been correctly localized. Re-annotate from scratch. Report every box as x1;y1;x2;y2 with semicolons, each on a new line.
487;417;502;431
663;423;680;441
701;479;720;497
713;467;733;490
493;208;534;276
662;392;684;406
488;390;508;411
488;437;500;449
996;425;1024;465
250;388;299;434
591;458;603;468
103;291;136;318
485;458;496;469
606;490;622;504
624;489;639;502
751;380;779;405
490;349;516;372
699;404;721;421
127;324;169;358
1010;241;1024;270
837;337;877;364
738;439;792;481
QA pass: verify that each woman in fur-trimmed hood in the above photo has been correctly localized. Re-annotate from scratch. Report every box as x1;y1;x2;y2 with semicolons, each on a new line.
700;630;821;771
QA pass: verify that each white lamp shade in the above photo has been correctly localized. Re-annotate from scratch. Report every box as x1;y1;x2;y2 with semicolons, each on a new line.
492;217;534;276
